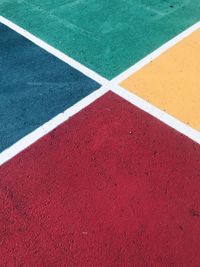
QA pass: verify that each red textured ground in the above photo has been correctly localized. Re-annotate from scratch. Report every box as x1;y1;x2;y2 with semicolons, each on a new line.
1;92;200;266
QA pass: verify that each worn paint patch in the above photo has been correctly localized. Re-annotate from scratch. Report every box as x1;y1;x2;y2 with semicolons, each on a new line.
1;92;200;266
0;1;200;78
0;23;100;152
121;28;200;131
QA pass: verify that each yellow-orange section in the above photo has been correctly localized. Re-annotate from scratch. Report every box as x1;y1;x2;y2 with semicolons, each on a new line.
121;29;200;131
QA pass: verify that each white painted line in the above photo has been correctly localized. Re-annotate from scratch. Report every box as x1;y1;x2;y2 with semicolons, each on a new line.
0;16;108;86
110;84;200;144
112;20;200;84
1;15;200;167
0;86;109;166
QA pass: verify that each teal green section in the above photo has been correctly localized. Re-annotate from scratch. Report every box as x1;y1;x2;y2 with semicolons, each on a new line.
1;1;200;79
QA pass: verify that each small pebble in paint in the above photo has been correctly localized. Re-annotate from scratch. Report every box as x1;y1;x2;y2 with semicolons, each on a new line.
82;232;88;235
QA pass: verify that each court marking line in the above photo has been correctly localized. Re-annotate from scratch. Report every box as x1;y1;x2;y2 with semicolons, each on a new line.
0;86;109;165
112;20;200;84
1;16;200;166
2;83;200;166
110;84;200;144
0;16;107;86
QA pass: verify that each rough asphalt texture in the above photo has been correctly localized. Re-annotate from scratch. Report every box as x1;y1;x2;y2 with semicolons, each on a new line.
0;23;100;152
1;0;200;78
1;92;200;266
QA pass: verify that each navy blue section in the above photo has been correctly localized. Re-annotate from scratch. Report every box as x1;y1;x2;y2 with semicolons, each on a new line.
0;23;100;152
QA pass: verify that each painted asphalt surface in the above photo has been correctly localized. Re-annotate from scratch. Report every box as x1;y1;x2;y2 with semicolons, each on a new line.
1;1;200;78
0;23;100;152
1;92;200;266
121;28;200;132
1;1;200;266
